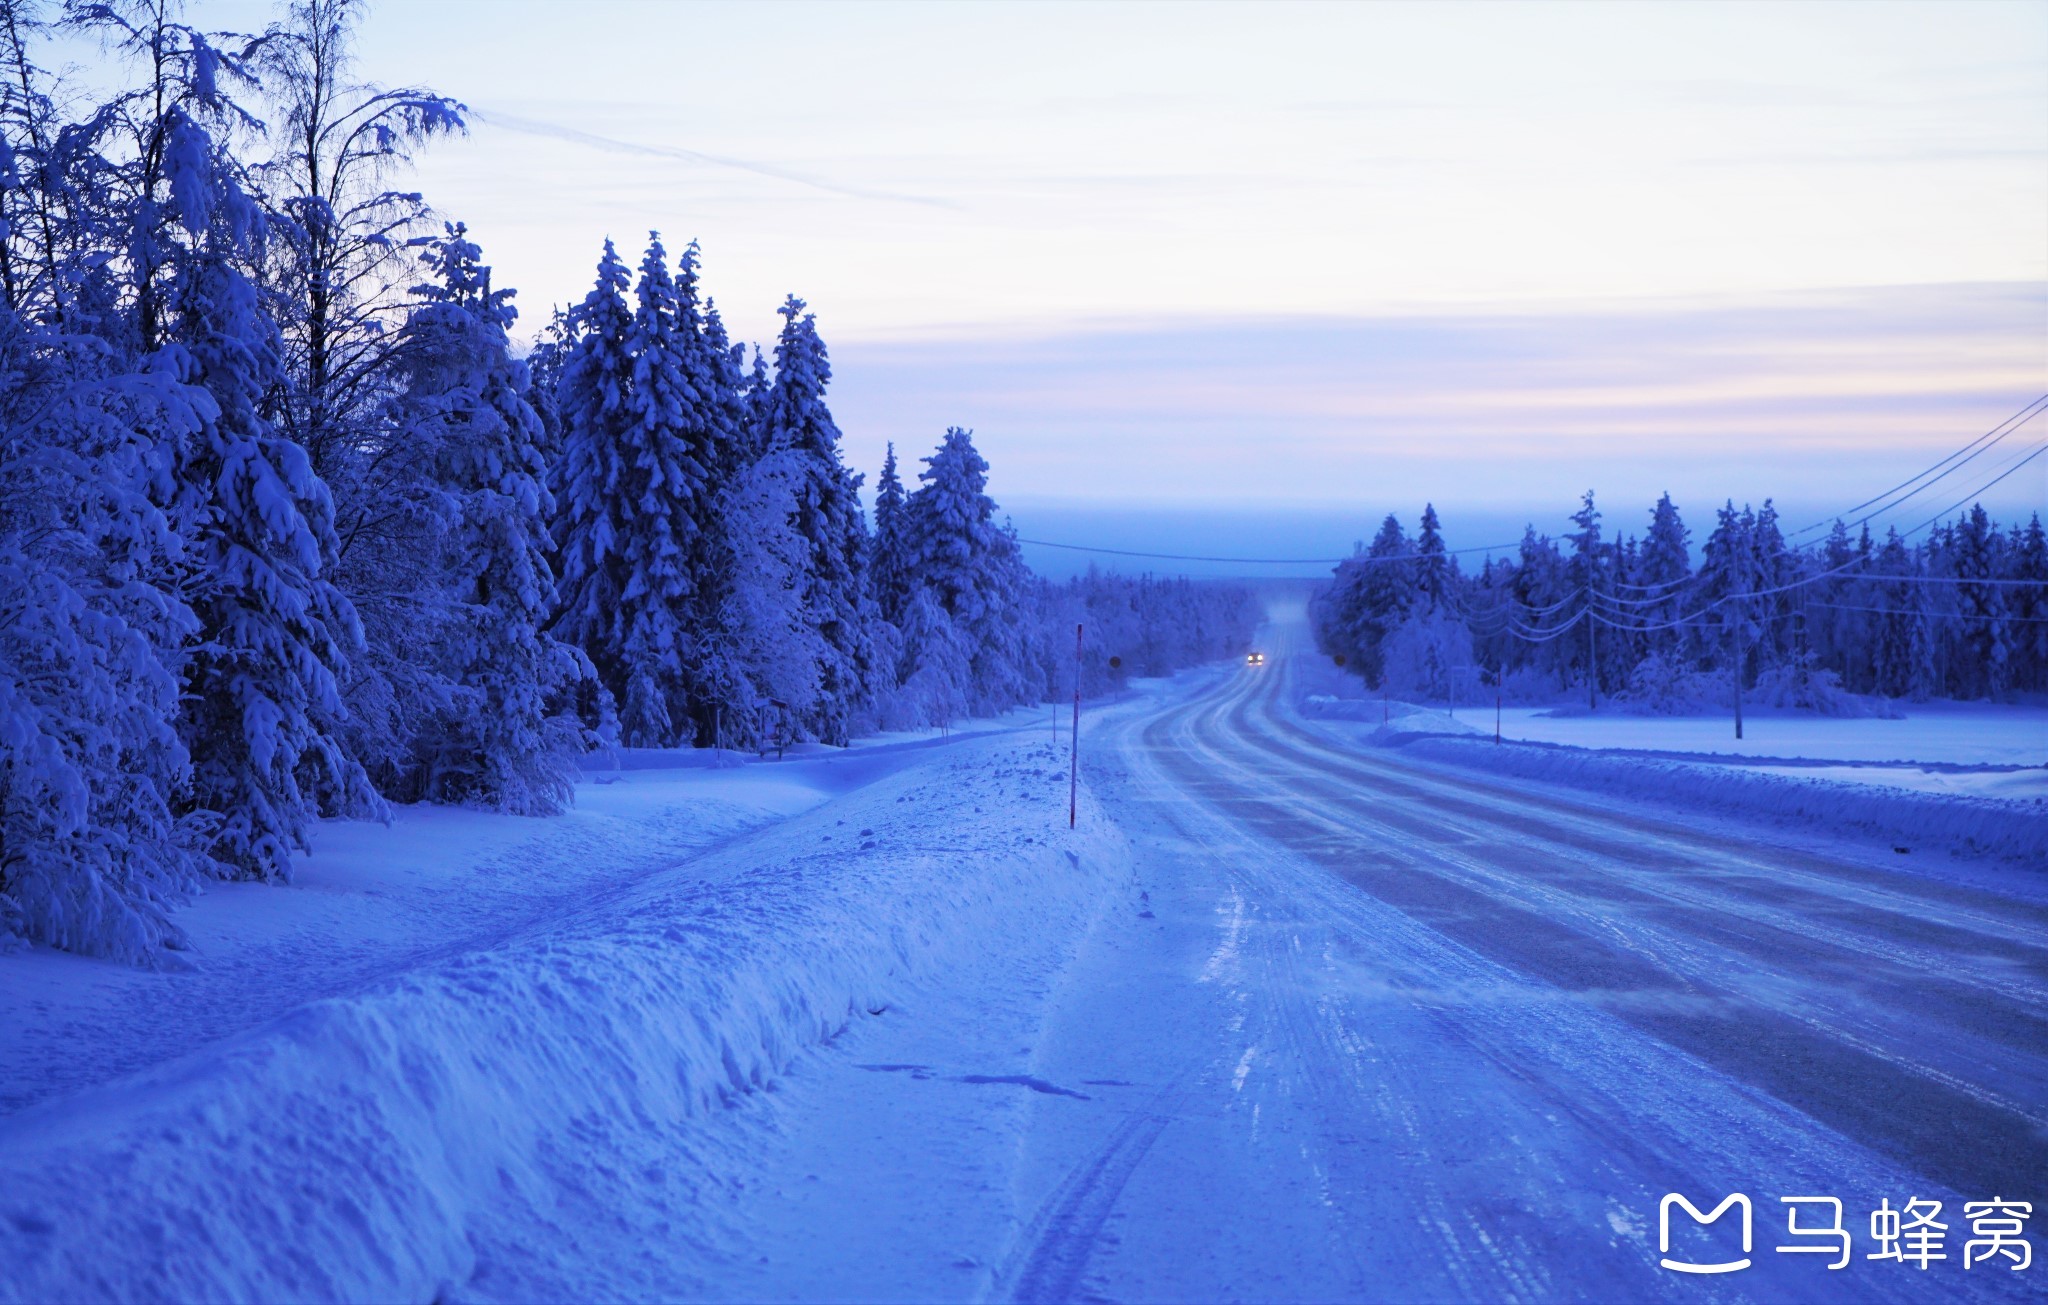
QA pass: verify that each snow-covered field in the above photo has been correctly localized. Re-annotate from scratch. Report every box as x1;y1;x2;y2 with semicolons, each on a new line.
1299;679;2047;859
1490;701;2046;775
1310;696;2046;771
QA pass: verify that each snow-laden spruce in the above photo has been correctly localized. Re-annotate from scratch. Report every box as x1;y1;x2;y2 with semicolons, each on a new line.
153;91;380;883
551;242;644;729
891;427;1038;724
384;224;590;812
0;308;203;961
870;442;911;627
753;297;880;746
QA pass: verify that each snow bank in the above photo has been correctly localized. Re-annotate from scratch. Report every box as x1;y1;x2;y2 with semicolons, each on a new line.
1362;728;2048;863
1300;694;1475;729
0;738;1125;1303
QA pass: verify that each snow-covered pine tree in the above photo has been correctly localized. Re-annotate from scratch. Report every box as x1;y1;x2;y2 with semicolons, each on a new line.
736;345;772;466
1749;499;1793;673
755;296;877;744
1951;503;2012;699
665;245;749;743
0;303;206;959
1868;528;1927;699
1312;514;1416;687
700;298;751;484
551;239;641;734
388;223;590;810
670;245;735;478
1511;527;1570;688
1415;503;1451;610
2012;514;2048;694
683;304;762;745
1372;504;1471;706
1694;501;1769;728
523;307;574;477
695;301;811;750
0;3;363;934
1566;490;1607;702
1637;492;1690;660
160;108;379;881
1811;518;1865;690
893;584;975;728
870;442;911;627
249;0;467;793
1380;605;1475;707
703;444;824;748
899;426;1035;717
608;233;708;744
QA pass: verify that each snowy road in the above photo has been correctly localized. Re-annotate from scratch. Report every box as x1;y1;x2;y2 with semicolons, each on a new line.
979;624;2048;1302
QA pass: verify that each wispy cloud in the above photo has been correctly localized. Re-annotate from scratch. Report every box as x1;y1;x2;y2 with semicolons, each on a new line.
470;107;956;210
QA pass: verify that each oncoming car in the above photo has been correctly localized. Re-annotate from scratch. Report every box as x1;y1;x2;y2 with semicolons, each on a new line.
1246;651;1266;666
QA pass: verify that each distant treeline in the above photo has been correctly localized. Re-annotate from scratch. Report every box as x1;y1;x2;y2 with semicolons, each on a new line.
1311;493;2047;710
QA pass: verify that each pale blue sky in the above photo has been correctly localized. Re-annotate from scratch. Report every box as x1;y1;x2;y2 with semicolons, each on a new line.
179;1;2048;560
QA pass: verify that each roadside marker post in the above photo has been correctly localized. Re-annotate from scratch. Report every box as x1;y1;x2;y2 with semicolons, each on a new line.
1069;623;1083;829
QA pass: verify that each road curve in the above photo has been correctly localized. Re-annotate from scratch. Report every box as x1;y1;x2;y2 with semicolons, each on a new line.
999;626;2046;1303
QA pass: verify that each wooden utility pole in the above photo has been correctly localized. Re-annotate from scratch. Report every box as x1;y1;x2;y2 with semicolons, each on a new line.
1586;602;1598;712
1069;623;1083;828
1732;631;1745;740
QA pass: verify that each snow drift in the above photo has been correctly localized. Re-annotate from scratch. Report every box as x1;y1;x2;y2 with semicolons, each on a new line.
0;738;1124;1303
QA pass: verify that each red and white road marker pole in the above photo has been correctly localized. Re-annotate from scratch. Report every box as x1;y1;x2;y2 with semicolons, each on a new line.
1069;622;1082;829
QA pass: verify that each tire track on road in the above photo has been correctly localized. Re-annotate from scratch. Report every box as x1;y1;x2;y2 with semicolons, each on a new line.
1151;652;2048;1201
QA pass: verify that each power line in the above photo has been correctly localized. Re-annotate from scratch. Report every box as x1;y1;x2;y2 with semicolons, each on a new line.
1817;571;2048;589
1803;599;2048;624
1789;392;2048;538
1898;440;2048;542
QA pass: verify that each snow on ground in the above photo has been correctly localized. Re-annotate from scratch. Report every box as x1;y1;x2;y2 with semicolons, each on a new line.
1299;674;2047;860
1490;701;2048;774
1394;701;2047;802
1308;697;2047;773
1;709;1061;1119
0;720;1125;1303
0;761;828;1116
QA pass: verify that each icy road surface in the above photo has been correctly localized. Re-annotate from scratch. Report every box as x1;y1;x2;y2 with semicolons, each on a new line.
727;626;2047;1303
